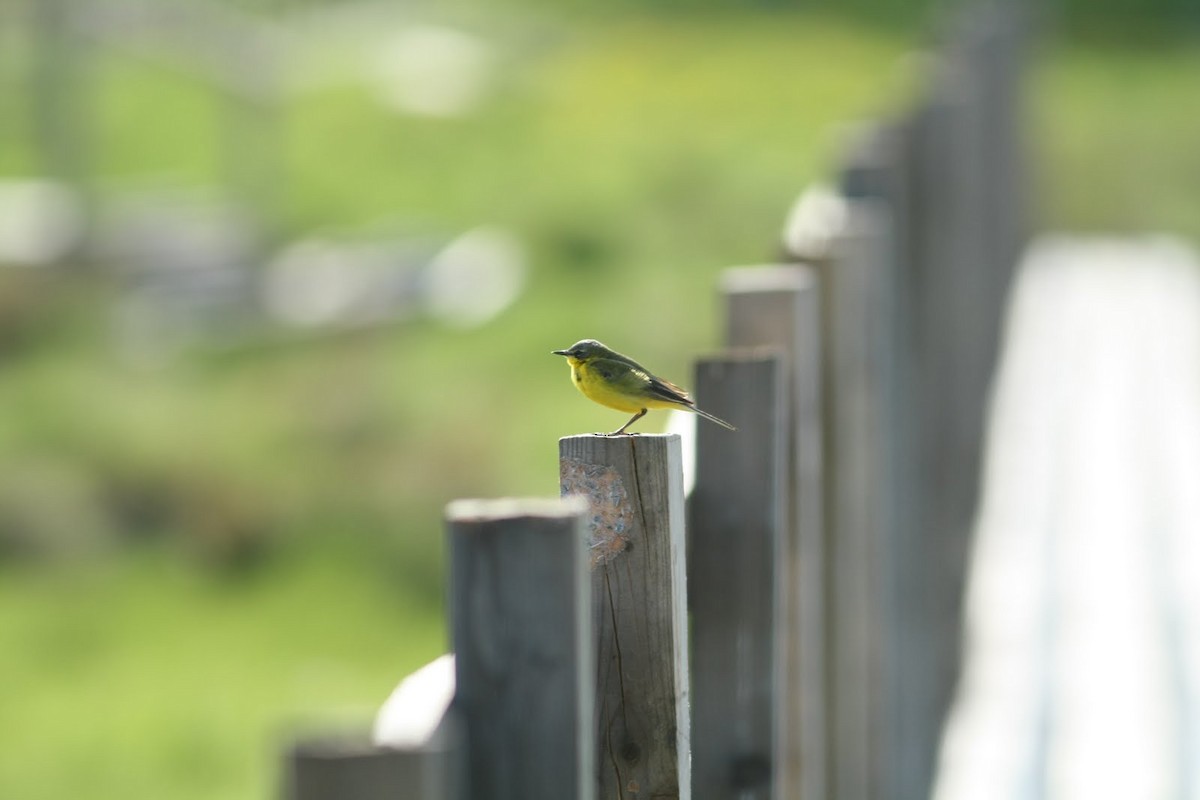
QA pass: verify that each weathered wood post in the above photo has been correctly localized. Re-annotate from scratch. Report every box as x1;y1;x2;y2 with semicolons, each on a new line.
287;737;448;800
819;202;896;800
689;353;786;799
447;497;594;800
958;1;1028;332
840;119;927;800
720;268;824;800
904;61;988;798
560;434;690;800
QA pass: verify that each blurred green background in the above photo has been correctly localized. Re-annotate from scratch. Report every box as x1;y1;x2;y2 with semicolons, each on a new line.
0;0;1197;798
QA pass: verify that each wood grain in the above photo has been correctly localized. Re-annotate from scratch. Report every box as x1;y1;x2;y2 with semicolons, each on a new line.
447;497;594;800
689;353;785;800
560;434;690;800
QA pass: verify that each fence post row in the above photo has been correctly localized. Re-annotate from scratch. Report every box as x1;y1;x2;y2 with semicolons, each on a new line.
831;5;1027;799
284;4;1027;799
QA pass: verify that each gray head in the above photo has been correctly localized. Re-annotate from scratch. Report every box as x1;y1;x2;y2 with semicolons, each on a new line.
551;339;612;362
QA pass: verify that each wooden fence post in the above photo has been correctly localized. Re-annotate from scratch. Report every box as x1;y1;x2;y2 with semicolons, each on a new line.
287;737;448;800
447;497;594;800
559;434;690;800
905;63;987;799
689;353;786;799
720;268;824;800
820;202;896;800
959;0;1029;316
840;119;931;800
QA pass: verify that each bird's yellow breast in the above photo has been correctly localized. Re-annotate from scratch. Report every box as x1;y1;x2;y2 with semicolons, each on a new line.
569;360;642;413
567;358;678;413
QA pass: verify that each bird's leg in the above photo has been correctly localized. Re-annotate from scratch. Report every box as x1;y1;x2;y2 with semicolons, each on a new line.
609;408;647;436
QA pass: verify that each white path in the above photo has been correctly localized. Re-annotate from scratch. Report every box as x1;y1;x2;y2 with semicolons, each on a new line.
934;236;1200;800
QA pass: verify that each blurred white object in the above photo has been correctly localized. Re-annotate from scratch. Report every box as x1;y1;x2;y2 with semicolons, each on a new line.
666;409;697;497
780;183;846;263
104;190;257;362
263;237;420;327
374;653;456;749
423;226;525;327
263;226;523;331
934;236;1200;800
263;239;361;326
372;25;494;117
0;180;84;265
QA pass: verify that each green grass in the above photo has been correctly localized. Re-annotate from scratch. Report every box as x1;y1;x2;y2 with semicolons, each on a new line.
1033;41;1200;241
0;549;444;800
0;6;1198;799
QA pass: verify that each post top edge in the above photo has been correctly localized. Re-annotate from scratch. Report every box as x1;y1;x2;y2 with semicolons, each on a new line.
445;496;589;522
558;433;682;444
720;265;816;294
695;346;784;365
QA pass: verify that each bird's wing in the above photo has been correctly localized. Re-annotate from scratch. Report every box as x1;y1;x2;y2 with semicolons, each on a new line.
588;356;638;384
590;356;694;407
644;374;694;407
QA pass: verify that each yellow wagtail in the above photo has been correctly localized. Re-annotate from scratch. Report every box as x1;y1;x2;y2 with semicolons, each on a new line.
552;339;736;436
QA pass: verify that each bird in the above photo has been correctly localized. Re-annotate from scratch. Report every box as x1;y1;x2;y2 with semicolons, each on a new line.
552;339;736;436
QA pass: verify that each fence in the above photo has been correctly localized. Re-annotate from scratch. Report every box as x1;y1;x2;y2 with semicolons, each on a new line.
285;2;1028;799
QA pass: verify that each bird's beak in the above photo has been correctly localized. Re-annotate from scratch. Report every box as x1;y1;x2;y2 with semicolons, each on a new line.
552;349;569;356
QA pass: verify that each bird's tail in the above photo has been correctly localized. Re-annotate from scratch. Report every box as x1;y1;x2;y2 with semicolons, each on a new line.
694;406;736;431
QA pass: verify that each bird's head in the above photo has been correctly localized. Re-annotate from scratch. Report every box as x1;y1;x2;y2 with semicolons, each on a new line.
552;339;610;364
